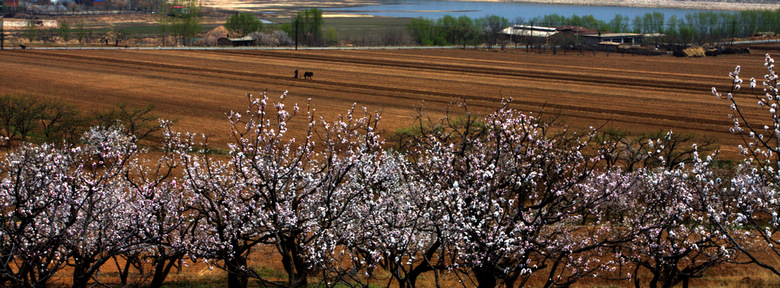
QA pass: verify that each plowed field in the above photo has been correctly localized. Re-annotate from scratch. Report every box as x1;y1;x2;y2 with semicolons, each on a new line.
0;48;770;156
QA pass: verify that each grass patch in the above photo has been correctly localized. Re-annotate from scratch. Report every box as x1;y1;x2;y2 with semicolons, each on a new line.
312;283;383;288
252;265;287;280
160;280;210;288
89;23;220;37
267;16;414;46
323;17;414;46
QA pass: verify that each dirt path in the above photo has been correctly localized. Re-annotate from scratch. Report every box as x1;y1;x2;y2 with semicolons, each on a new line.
0;48;766;156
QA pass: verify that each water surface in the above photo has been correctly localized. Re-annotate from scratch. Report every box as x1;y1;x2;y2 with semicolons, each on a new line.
325;1;712;22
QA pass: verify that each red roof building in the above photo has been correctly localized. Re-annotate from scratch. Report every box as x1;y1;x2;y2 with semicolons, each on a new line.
3;0;19;8
555;26;599;35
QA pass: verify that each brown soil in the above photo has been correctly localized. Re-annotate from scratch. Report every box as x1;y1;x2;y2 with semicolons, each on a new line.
0;47;769;158
4;46;780;286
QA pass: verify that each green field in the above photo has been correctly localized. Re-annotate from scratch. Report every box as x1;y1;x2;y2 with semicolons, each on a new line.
266;16;414;46
322;16;414;46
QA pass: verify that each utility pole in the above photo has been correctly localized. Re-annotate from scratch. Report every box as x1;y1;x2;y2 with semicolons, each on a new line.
730;20;736;46
509;25;512;45
576;26;579;49
527;21;532;53
294;18;298;50
1;16;4;51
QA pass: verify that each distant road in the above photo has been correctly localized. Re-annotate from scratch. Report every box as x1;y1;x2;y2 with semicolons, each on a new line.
732;39;780;45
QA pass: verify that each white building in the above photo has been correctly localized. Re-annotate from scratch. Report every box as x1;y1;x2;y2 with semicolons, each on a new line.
500;25;558;43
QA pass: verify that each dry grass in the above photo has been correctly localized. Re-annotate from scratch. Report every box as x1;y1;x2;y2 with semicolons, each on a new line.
684;46;707;57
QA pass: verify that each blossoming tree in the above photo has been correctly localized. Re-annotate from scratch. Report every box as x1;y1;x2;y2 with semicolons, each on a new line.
172;92;384;288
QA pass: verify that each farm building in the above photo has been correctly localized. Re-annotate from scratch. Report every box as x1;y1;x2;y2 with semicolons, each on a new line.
581;33;643;46
503;25;630;47
73;0;108;5
216;37;231;46
500;25;558;44
0;0;18;7
547;26;599;48
167;5;190;16
229;36;254;46
501;25;644;48
641;33;666;45
555;26;599;37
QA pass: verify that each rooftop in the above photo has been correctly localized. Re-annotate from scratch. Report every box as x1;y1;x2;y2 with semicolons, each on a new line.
556;26;599;35
229;36;255;42
500;25;558;37
584;33;642;38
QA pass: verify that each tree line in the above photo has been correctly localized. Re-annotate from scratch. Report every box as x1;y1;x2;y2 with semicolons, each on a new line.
0;94;160;147
15;5;326;47
223;8;326;46
407;15;508;48
531;9;780;44
10;6;780;48
408;9;780;47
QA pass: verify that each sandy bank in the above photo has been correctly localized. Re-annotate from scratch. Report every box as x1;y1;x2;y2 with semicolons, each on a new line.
198;0;777;15
478;0;779;11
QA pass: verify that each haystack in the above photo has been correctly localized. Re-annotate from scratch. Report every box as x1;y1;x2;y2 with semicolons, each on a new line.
204;25;230;41
683;47;705;57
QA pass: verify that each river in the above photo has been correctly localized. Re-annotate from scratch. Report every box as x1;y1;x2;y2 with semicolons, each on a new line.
324;1;714;22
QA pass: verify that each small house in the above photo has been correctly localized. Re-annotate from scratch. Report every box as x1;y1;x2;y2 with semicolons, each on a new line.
229;36;254;47
1;0;19;8
217;37;231;46
167;5;189;16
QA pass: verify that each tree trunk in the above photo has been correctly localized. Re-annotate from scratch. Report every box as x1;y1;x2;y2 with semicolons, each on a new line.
71;261;92;288
648;271;660;288
149;255;182;288
225;254;248;288
119;259;131;284
291;250;308;288
406;264;430;288
382;257;408;288
543;255;564;288
280;235;308;288
504;277;516;288
633;265;642;288
406;241;441;288
70;255;109;288
473;266;497;288
113;255;137;285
